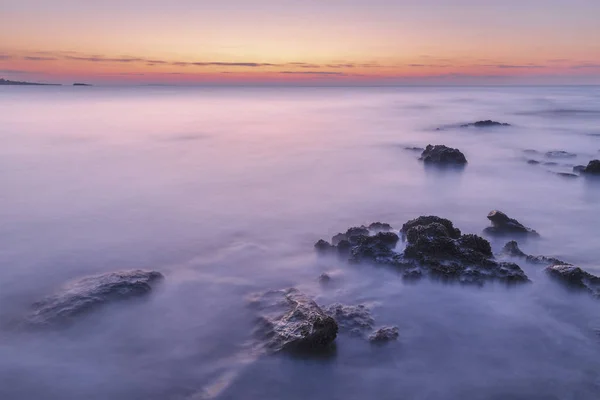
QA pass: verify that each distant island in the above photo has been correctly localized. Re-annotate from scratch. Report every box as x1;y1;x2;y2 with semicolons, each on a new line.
73;83;92;86
0;78;61;86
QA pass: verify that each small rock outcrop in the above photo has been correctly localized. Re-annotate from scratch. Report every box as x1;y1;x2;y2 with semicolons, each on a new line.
582;160;600;174
546;265;600;298
316;217;528;284
324;303;375;336
27;270;163;325
369;326;399;343
460;120;511;128
420;145;467;165
502;241;568;266
545;151;576;159
483;210;539;237
404;146;425;152
250;288;338;353
368;222;393;232
527;159;541;165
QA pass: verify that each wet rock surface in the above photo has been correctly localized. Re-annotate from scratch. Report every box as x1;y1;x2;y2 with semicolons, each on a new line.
546;265;600;298
250;288;338;353
369;326;399;343
27;270;163;325
316;216;528;284
460;120;511;128
545;150;577;159
483;210;539;237
502;241;568;266
419;145;467;165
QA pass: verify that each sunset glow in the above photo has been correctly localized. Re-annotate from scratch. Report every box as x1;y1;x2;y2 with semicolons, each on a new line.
2;0;600;85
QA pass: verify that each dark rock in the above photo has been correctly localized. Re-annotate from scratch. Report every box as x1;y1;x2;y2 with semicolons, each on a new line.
419;145;467;165
369;326;399;343
368;222;393;232
484;210;539;237
27;270;163;325
336;239;353;254
331;226;369;246
349;232;401;264
402;215;461;239
543;162;559;166
314;239;334;253
460;120;511;128
546;265;600;297
324;303;374;336
318;273;331;284
556;172;579;178
573;165;587;173
501;241;568;266
582;160;600;174
545;151;577;159
404;146;425;152
251;288;338;353
527;159;541;165
457;234;493;257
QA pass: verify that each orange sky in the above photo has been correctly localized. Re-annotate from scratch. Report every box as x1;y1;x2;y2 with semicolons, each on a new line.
2;0;600;84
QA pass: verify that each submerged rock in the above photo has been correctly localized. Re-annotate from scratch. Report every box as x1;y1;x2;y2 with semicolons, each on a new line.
318;273;332;284
251;288;338;353
545;150;577;159
419;145;467;165
484;210;539;237
27;270;163;325
546;265;600;297
316;216;528;284
369;326;399;343
582;160;600;174
404;146;425;152
460;120;511;128
502;241;568;266
324;303;375;336
527;159;541;165
555;172;579;178
573;165;587;174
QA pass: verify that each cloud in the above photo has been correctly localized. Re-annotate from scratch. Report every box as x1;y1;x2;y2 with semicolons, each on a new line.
278;71;346;76
65;55;145;63
483;64;546;69
407;63;450;68
571;63;600;69
24;56;57;61
0;55;12;60
0;69;31;74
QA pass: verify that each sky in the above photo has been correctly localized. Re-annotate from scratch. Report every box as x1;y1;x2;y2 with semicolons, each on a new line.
1;0;600;85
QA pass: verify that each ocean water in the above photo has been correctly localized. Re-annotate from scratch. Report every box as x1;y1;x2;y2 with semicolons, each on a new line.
0;85;599;399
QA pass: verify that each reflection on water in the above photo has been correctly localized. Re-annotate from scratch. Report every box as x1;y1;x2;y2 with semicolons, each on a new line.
0;86;599;399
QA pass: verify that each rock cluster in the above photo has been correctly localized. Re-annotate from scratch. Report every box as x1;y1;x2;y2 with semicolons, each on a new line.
419;145;468;165
483;210;539;237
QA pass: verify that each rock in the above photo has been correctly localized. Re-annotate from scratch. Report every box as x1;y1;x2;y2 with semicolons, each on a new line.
27;270;163;325
251;288;338;353
402;216;461;239
318;273;331;284
543;162;559;166
523;149;540;155
349;232;401;264
556;172;579;178
314;239;334;253
404;146;425;152
573;165;587;173
527;159;541;165
484;210;539;237
324;303;374;336
546;265;600;297
460;120;511;128
501;241;568;266
419;145;467;165
369;326;399;343
582;160;600;174
368;222;393;232
331;226;370;246
545;151;576;159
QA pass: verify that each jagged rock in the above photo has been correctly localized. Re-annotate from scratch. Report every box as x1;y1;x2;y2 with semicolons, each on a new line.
368;222;393;232
545;151;576;159
250;288;338;353
546;265;600;297
402;216;461;239
331;226;370;246
369;326;399;343
420;145;467;165
317;217;528;285
460;120;511;128
484;210;539;237
314;239;334;253
582;160;600;174
27;270;163;325
501;241;568;266
324;303;374;336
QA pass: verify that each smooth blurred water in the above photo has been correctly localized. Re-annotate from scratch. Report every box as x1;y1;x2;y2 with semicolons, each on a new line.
0;86;599;399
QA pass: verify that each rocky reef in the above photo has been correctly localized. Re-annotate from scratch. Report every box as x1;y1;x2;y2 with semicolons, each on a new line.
546;265;600;298
27;270;163;326
483;210;539;237
419;145;467;165
460;120;511;128
315;216;528;284
501;241;568;266
250;288;338;353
